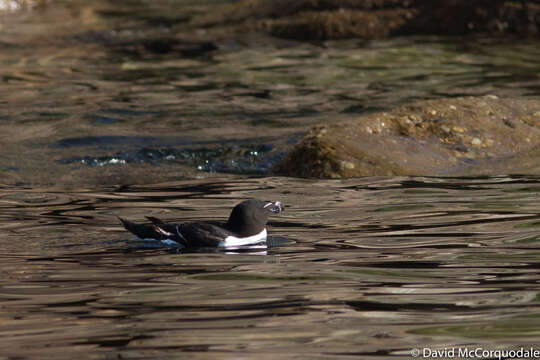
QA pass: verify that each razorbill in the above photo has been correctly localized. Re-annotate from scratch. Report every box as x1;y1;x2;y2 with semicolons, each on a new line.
119;199;283;248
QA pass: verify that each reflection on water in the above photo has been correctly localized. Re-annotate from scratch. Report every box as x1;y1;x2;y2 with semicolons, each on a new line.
2;176;540;358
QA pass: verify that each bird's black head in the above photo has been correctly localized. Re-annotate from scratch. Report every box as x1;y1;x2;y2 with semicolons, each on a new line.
225;199;284;236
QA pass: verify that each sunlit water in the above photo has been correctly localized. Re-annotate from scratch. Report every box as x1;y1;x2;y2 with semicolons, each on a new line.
2;1;540;183
3;1;540;357
2;176;540;359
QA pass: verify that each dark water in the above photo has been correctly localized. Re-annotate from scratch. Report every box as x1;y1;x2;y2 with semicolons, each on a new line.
3;176;540;358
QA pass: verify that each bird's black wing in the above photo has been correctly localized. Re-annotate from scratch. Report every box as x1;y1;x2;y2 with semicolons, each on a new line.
144;216;188;246
118;217;187;246
178;221;232;247
119;217;232;248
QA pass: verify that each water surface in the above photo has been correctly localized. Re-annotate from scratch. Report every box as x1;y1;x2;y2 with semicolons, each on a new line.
3;2;540;357
2;1;540;184
2;176;540;358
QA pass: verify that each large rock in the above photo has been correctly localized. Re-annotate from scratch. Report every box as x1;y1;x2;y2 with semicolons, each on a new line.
192;0;540;40
272;96;540;177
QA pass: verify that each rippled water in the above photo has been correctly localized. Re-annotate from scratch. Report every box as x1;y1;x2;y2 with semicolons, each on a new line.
3;1;540;357
3;176;540;358
2;0;540;184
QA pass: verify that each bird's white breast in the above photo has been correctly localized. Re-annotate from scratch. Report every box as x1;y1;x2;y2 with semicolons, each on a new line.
219;228;267;247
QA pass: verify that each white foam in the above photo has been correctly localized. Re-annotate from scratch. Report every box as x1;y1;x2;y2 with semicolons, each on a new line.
219;228;267;248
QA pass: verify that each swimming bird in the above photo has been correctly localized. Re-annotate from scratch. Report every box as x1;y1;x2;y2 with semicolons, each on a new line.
119;199;283;248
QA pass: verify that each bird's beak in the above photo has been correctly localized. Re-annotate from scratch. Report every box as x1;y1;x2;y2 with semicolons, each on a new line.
268;201;284;214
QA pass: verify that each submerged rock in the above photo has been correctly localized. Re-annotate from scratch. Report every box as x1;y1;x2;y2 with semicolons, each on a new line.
273;96;540;177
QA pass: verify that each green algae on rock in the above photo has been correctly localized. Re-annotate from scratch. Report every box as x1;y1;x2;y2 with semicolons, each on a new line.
272;96;540;178
272;124;406;178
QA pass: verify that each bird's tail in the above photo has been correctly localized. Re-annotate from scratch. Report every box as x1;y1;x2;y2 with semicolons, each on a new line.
118;216;159;240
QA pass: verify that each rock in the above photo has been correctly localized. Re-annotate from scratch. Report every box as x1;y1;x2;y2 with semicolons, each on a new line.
192;0;540;40
471;137;482;145
272;96;540;177
259;8;413;40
